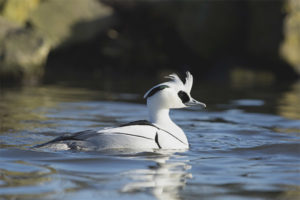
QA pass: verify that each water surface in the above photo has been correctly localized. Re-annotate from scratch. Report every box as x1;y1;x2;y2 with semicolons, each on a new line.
0;81;299;200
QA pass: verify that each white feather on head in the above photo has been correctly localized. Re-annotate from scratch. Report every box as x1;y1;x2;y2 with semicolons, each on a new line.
164;73;184;86
144;71;194;99
184;71;193;93
165;71;193;93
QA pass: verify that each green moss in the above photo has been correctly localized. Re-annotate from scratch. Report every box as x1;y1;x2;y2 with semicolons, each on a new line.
1;0;40;25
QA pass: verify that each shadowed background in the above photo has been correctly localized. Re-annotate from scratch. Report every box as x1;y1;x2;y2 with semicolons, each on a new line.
0;0;299;86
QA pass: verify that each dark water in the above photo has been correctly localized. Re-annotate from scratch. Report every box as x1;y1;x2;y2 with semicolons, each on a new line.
0;81;300;200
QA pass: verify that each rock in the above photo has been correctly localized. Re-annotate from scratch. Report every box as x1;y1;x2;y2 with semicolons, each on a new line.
0;0;115;84
0;17;50;84
29;0;114;49
281;0;300;74
1;0;40;25
1;0;299;84
0;15;19;40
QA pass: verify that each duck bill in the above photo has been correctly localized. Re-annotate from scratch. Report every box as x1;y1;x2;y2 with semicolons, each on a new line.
185;98;206;108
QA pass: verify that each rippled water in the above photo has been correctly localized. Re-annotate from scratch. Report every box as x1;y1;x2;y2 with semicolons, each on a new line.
0;81;300;200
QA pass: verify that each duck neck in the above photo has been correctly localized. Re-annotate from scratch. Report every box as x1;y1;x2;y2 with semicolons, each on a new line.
149;107;173;127
147;101;188;146
147;102;179;131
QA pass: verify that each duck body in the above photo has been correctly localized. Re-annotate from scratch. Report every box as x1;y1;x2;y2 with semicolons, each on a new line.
37;120;189;151
35;72;205;151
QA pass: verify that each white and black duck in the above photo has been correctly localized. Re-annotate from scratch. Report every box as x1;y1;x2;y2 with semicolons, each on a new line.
35;71;206;151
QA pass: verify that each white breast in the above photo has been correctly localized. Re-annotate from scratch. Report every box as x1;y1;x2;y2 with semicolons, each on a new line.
155;129;189;149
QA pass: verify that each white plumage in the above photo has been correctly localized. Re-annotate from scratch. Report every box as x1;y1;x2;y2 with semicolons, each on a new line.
36;71;206;151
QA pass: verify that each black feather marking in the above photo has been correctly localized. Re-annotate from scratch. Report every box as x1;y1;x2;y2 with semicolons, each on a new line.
34;120;188;149
145;85;169;99
33;130;97;148
109;132;153;140
178;91;190;103
120;120;154;127
121;120;187;146
155;132;161;149
120;120;187;146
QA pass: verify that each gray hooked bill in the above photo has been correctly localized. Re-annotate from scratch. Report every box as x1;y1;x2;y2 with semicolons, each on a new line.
185;98;206;108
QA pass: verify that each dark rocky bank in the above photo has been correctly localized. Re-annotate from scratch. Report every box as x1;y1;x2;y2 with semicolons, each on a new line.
0;0;299;85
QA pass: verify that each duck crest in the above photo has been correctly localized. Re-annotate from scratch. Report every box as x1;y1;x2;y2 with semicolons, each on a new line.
165;73;184;85
184;71;193;93
165;71;193;92
144;71;193;99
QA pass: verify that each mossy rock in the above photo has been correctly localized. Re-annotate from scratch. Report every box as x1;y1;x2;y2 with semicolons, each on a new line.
29;0;114;49
1;0;40;25
0;23;50;84
281;0;300;74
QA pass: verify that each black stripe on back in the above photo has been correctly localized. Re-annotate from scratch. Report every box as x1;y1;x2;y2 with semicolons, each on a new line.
120;120;154;127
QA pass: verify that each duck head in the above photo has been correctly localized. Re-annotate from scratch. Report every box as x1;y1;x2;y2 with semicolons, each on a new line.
144;71;206;109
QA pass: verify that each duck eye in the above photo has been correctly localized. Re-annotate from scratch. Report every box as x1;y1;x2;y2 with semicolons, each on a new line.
145;85;169;99
178;91;190;103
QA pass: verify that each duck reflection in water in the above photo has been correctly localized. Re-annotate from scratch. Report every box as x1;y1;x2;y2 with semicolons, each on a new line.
121;150;192;200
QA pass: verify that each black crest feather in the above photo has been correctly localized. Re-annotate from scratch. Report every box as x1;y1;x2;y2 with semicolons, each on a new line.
145;85;169;99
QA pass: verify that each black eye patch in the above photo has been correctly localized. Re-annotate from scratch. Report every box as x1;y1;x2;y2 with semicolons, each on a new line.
178;91;190;103
145;85;169;99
